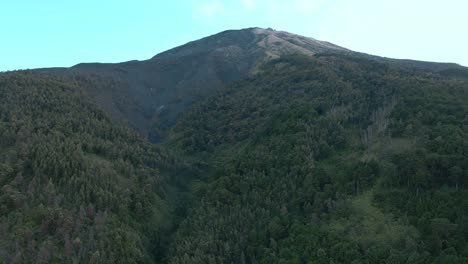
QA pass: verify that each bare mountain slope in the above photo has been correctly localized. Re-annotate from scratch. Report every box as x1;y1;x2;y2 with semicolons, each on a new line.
39;28;346;141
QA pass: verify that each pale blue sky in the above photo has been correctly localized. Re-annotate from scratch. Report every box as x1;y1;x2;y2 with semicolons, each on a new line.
1;0;467;71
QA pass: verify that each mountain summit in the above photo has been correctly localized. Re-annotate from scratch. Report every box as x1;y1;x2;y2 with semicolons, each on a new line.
41;28;347;141
152;27;346;62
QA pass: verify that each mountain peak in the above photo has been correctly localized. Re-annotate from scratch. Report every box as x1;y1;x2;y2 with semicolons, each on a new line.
151;27;346;61
45;28;349;141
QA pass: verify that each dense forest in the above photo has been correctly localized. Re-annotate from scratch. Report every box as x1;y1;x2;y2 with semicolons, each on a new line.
166;55;468;263
0;72;190;263
1;52;467;264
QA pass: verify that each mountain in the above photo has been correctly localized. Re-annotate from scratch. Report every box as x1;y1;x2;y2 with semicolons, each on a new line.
2;28;468;263
39;28;468;143
39;28;348;141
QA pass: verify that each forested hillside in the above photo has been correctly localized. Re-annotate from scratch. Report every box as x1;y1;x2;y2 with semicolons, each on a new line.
0;72;188;263
166;55;468;263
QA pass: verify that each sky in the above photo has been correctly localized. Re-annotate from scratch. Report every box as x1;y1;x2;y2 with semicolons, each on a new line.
1;0;467;71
